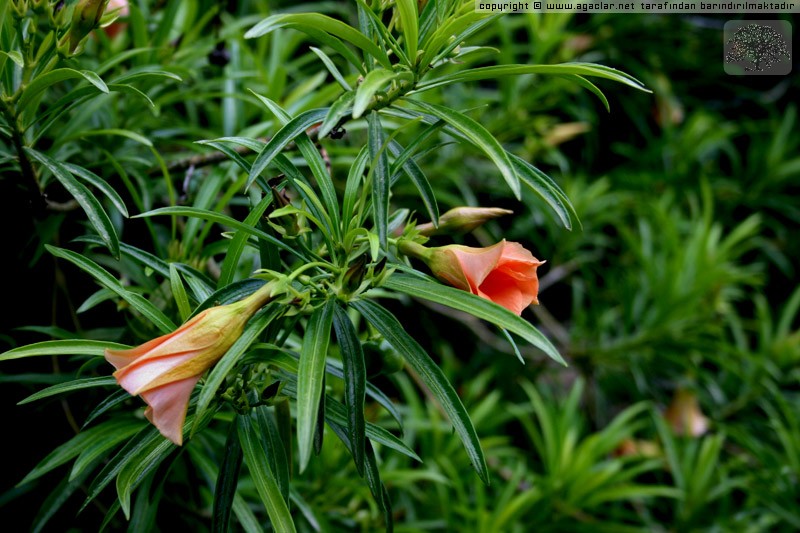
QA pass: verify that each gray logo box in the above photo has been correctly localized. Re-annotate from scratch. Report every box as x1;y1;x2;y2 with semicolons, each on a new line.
724;20;792;75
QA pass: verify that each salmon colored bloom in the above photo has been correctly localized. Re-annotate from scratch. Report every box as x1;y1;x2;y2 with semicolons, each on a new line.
104;282;277;445
400;239;545;315
664;388;710;437
102;0;129;39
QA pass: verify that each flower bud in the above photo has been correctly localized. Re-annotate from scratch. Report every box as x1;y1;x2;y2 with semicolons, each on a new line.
67;0;110;52
104;281;278;445
415;207;513;237
400;239;544;315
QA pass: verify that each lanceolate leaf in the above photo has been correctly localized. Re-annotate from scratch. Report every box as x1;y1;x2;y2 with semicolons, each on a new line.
27;149;120;259
169;265;192;322
511;153;578;230
16;68;109;112
0;339;127;361
246;108;327;191
20;418;142;486
212;422;244;533
254;406;290;503
388;140;439;226
367;111;390;249
310;47;353;91
353;69;412;119
383;273;565;365
238;414;297;533
18;376;117;405
395;0;419;63
134;206;303;259
245;13;391;70
319;90;355;139
351;299;490;484
414;63;649;93
297;299;336;472
45;246;176;334
218;193;273;288
62;162;129;217
402;99;521;199
332;305;367;476
250;95;341;240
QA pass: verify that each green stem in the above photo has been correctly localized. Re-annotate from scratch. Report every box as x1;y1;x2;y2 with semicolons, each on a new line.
287;261;338;282
240;280;280;314
0;97;43;208
397;238;431;261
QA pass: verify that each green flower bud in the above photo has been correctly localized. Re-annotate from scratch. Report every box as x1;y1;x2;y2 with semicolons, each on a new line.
415;206;513;236
67;0;110;52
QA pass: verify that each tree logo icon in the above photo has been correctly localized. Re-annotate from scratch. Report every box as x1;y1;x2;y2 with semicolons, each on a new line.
724;21;792;76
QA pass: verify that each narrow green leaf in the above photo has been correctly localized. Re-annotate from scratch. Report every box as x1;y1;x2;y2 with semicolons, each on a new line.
343;145;370;228
45;246;177;334
245;13;391;69
169;264;192;322
367;111;390;249
17;68;108;111
511;153;577;230
61;162;129;217
255;406;290;503
403;99;520;199
68;128;153;147
415;62;649;93
313;375;326;457
18;376;117;405
250;95;341;240
0;339;127;361
238;414;297;533
383;274;565;365
560;74;610;112
395;0;419;62
310;46;352;91
0;50;24;67
70;422;143;482
212;422;243;533
219;193;272;288
116;430;174;519
318;90;355;139
246;108;328;191
134;206;303;259
193;303;282;432
106;83;156;110
388;140;438;226
19;419;141;486
82;388;131;428
325;393;419;462
297;299;335;472
354;0;409;67
79;70;109;93
351;299;489;484
190;446;261;533
27;149;120;259
332;305;366;476
353;69;411;119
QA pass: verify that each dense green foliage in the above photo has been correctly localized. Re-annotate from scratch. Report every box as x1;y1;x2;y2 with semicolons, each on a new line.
1;2;798;531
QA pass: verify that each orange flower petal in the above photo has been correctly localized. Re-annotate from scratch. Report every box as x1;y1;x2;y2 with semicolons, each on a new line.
449;242;505;292
141;375;201;446
115;350;202;395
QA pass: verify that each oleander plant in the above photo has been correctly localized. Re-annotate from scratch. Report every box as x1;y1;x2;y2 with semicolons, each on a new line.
1;2;798;532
